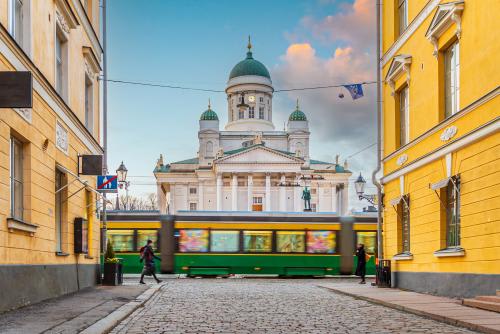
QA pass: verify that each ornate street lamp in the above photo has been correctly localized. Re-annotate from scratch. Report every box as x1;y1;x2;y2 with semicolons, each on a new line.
236;92;249;113
116;161;130;210
355;173;377;205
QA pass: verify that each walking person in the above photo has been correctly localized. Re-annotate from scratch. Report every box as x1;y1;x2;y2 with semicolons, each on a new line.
355;243;367;284
139;239;162;284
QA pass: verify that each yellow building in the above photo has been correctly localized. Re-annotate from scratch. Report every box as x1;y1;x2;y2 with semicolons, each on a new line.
0;0;103;311
380;0;499;298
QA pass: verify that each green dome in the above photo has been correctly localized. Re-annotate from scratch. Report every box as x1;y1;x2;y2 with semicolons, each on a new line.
229;51;271;80
200;108;218;121
289;99;307;121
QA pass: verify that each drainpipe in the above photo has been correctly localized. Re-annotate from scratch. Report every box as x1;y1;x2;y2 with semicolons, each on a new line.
372;0;384;261
101;0;108;253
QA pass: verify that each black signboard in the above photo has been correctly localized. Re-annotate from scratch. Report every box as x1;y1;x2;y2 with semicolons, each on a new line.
78;155;103;175
0;71;32;108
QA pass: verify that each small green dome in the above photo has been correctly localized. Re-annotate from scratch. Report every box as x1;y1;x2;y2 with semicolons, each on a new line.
289;100;307;121
200;102;218;121
229;51;271;80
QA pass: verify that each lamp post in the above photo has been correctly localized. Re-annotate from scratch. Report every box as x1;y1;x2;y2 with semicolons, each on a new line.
116;161;130;210
354;173;377;206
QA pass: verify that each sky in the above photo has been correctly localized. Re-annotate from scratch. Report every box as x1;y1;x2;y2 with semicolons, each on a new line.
105;0;378;211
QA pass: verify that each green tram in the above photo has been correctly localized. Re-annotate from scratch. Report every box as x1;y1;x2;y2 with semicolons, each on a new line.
102;211;378;276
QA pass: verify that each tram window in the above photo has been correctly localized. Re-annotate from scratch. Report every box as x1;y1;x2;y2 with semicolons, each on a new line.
243;231;272;252
107;230;135;252
276;231;305;253
210;230;239;252
137;230;159;251
306;231;337;253
356;231;377;254
179;229;209;252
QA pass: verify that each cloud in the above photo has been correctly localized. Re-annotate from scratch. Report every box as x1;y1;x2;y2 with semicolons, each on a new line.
272;0;378;210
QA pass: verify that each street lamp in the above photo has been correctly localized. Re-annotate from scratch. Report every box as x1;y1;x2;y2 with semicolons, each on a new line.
116;161;130;210
236;92;249;114
355;173;377;206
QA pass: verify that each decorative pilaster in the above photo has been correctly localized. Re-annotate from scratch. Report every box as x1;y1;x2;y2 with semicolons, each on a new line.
157;183;167;214
294;174;302;212
216;174;222;211
232;174;238;211
247;174;253;211
279;174;286;211
198;181;204;211
331;183;337;213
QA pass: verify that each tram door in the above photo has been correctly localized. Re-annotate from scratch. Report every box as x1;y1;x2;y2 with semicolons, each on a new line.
252;196;263;211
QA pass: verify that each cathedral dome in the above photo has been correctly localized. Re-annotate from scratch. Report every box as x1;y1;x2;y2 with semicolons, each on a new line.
200;101;218;120
289;100;307;121
229;39;270;80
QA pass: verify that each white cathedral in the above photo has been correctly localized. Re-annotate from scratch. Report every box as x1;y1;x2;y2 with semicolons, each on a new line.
154;40;352;215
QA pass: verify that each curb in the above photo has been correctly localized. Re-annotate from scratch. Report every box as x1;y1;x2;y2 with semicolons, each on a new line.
320;285;499;334
80;284;162;334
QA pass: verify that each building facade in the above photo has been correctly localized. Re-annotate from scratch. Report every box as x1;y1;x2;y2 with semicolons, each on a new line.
381;0;499;297
155;41;351;215
0;0;103;311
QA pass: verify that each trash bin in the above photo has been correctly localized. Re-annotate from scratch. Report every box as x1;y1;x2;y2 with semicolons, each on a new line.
376;260;391;288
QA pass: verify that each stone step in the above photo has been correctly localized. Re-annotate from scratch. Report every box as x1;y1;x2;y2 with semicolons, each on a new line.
476;295;500;303
463;299;500;313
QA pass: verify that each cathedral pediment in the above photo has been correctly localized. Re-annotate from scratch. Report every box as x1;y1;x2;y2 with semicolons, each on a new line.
215;145;303;165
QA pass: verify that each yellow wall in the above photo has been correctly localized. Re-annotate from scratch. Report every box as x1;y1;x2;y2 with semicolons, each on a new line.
0;0;102;266
381;0;500;275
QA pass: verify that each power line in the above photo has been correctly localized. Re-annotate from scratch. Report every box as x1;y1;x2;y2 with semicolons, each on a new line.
99;78;377;93
347;143;377;159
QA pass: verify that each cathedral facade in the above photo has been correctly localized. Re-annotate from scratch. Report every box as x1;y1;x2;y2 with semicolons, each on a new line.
154;41;351;214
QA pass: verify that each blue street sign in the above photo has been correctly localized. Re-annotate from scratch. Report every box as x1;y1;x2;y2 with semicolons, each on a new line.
97;175;118;193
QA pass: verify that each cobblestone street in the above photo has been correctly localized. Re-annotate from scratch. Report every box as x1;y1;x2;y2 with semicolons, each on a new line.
111;279;477;334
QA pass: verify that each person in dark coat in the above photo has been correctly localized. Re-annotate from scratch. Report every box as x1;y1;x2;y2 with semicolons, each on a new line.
139;239;162;284
355;243;367;284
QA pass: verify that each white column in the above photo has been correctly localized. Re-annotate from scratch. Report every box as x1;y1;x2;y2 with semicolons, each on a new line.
157;183;166;214
294;174;301;212
216;174;222;211
279;174;286;211
169;185;175;214
331;182;337;213
316;182;321;212
265;173;271;211
198;180;204;211
342;184;349;216
232;174;238;211
247;174;253;211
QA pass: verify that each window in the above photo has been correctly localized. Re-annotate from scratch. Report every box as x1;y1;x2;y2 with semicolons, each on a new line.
444;41;460;118
189;202;197;211
12;0;24;46
179;229;209;252
356;231;377;254
55;29;68;99
84;76;93;133
206;141;213;156
243;231;272;252
253;197;263;204
239;109;244;119
398;85;409;147
306;231;336;253
249;106;255;118
10;137;23;220
189;187;197;195
259;107;264;119
277;231;305;253
398;0;408;36
210;231;239;252
398;196;410;253
55;169;67;252
445;178;461;247
259;97;264;102
137;230;159;251
107;230;134;252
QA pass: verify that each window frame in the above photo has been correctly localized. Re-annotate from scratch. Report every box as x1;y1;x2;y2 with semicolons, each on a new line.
398;195;411;254
10;136;24;221
189;202;197;211
55;169;67;253
444;41;460;119
398;0;408;36
55;26;68;100
355;230;377;255
397;85;410;147
276;230;306;253
84;74;93;133
445;177;461;248
248;106;255;119
259;106;264;119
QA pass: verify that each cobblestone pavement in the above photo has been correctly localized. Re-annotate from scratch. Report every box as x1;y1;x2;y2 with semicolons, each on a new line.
111;279;478;334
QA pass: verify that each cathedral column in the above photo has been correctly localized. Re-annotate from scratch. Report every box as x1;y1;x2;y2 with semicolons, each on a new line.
169;184;175;214
247;174;253;211
198;181;204;211
265;173;271;211
232;174;238;211
342;184;349;216
331;182;337;213
294;174;302;212
316;182;321;212
279;174;286;211
157;183;166;214
216;173;222;211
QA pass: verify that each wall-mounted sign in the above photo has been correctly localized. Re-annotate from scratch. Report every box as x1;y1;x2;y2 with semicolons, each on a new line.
97;175;118;193
78;155;103;175
0;71;32;108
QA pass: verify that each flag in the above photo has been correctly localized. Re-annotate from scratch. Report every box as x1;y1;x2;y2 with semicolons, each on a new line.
343;84;364;100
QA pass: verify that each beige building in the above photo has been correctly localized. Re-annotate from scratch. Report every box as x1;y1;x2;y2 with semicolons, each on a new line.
0;0;103;312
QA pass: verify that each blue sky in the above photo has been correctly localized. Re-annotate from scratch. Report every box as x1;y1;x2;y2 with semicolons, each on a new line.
105;0;377;209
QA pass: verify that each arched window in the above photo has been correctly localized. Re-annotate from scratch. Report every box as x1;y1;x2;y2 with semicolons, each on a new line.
206;141;214;156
